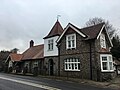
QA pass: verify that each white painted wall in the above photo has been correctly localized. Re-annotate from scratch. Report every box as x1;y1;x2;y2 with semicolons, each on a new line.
44;36;59;57
8;61;13;67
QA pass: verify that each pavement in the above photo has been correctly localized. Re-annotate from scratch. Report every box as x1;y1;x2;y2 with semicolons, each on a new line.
37;75;120;90
1;72;120;90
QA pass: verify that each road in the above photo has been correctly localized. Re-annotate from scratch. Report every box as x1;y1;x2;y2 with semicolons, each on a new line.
0;73;114;90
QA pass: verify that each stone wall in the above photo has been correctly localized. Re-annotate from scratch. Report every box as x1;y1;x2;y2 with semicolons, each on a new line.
44;56;59;75
58;27;116;81
58;27;97;80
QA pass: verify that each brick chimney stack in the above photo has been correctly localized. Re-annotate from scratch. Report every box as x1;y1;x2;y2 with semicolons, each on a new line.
30;40;34;48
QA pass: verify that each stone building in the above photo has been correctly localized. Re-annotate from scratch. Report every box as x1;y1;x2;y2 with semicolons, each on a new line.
56;22;115;81
5;20;115;81
21;40;44;75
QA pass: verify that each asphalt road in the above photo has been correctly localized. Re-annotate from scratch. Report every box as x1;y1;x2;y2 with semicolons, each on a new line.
0;73;114;90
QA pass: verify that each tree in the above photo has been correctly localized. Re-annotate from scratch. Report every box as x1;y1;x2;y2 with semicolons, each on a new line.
11;48;19;54
111;35;120;60
0;50;11;71
85;17;116;38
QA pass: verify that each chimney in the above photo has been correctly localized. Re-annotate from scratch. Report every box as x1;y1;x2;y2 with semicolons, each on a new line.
30;40;34;48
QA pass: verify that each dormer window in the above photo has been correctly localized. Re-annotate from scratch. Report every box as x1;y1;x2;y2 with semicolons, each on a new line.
66;34;76;49
48;39;54;51
100;33;106;48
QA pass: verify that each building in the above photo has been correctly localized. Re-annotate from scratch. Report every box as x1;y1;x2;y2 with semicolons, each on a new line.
5;53;23;73
21;40;44;75
43;20;63;75
44;21;115;81
57;22;115;81
5;20;116;81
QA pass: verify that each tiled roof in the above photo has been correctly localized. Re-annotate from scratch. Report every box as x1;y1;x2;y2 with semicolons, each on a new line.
9;53;23;62
69;23;105;40
80;23;105;40
44;20;64;39
22;44;44;60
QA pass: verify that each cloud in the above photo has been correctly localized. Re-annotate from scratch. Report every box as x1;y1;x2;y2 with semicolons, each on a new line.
0;0;119;53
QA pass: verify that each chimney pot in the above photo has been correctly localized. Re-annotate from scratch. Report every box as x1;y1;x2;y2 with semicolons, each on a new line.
30;40;34;47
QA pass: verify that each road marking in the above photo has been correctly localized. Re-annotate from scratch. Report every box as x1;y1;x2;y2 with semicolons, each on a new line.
0;76;61;90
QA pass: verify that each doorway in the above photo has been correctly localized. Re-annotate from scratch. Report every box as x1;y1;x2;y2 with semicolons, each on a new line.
48;59;54;75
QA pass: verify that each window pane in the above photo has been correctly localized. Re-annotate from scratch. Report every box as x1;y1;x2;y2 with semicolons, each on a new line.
109;56;112;62
48;40;50;44
68;36;71;40
72;40;75;47
48;44;50;50
102;62;108;70
68;41;71;47
75;63;77;69
51;43;53;50
78;63;80;70
76;59;78;62
72;63;74;69
65;64;67;69
70;58;72;62
67;59;69;62
51;40;53;43
69;64;71;69
109;62;113;70
102;56;107;61
72;35;74;39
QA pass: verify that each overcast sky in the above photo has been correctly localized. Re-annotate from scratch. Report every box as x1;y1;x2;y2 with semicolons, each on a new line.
0;0;120;53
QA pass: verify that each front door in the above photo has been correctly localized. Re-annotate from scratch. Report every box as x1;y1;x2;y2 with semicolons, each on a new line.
49;59;53;75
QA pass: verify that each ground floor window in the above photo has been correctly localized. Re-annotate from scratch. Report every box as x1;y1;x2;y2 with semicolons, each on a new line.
100;54;114;72
33;61;38;68
64;58;80;71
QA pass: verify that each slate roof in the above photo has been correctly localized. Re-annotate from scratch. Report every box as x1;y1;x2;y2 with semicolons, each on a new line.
44;20;64;39
69;23;105;40
9;53;23;62
22;44;44;60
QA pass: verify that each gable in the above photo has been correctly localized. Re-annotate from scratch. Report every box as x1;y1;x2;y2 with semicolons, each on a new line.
44;20;64;39
5;53;23;63
97;27;113;47
57;23;86;43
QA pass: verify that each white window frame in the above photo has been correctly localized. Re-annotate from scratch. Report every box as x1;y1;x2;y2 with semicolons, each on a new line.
64;58;80;71
24;62;29;68
66;34;76;49
33;61;38;68
48;39;54;51
100;33;106;48
100;54;114;72
8;61;13;67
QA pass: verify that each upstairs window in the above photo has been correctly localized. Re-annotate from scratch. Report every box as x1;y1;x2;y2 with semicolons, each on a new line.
48;39;53;51
66;34;76;49
100;54;114;72
64;58;80;71
100;33;106;48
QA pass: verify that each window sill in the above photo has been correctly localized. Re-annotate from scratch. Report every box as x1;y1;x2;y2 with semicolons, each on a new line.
101;70;114;73
66;48;76;50
47;50;54;51
65;70;80;71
